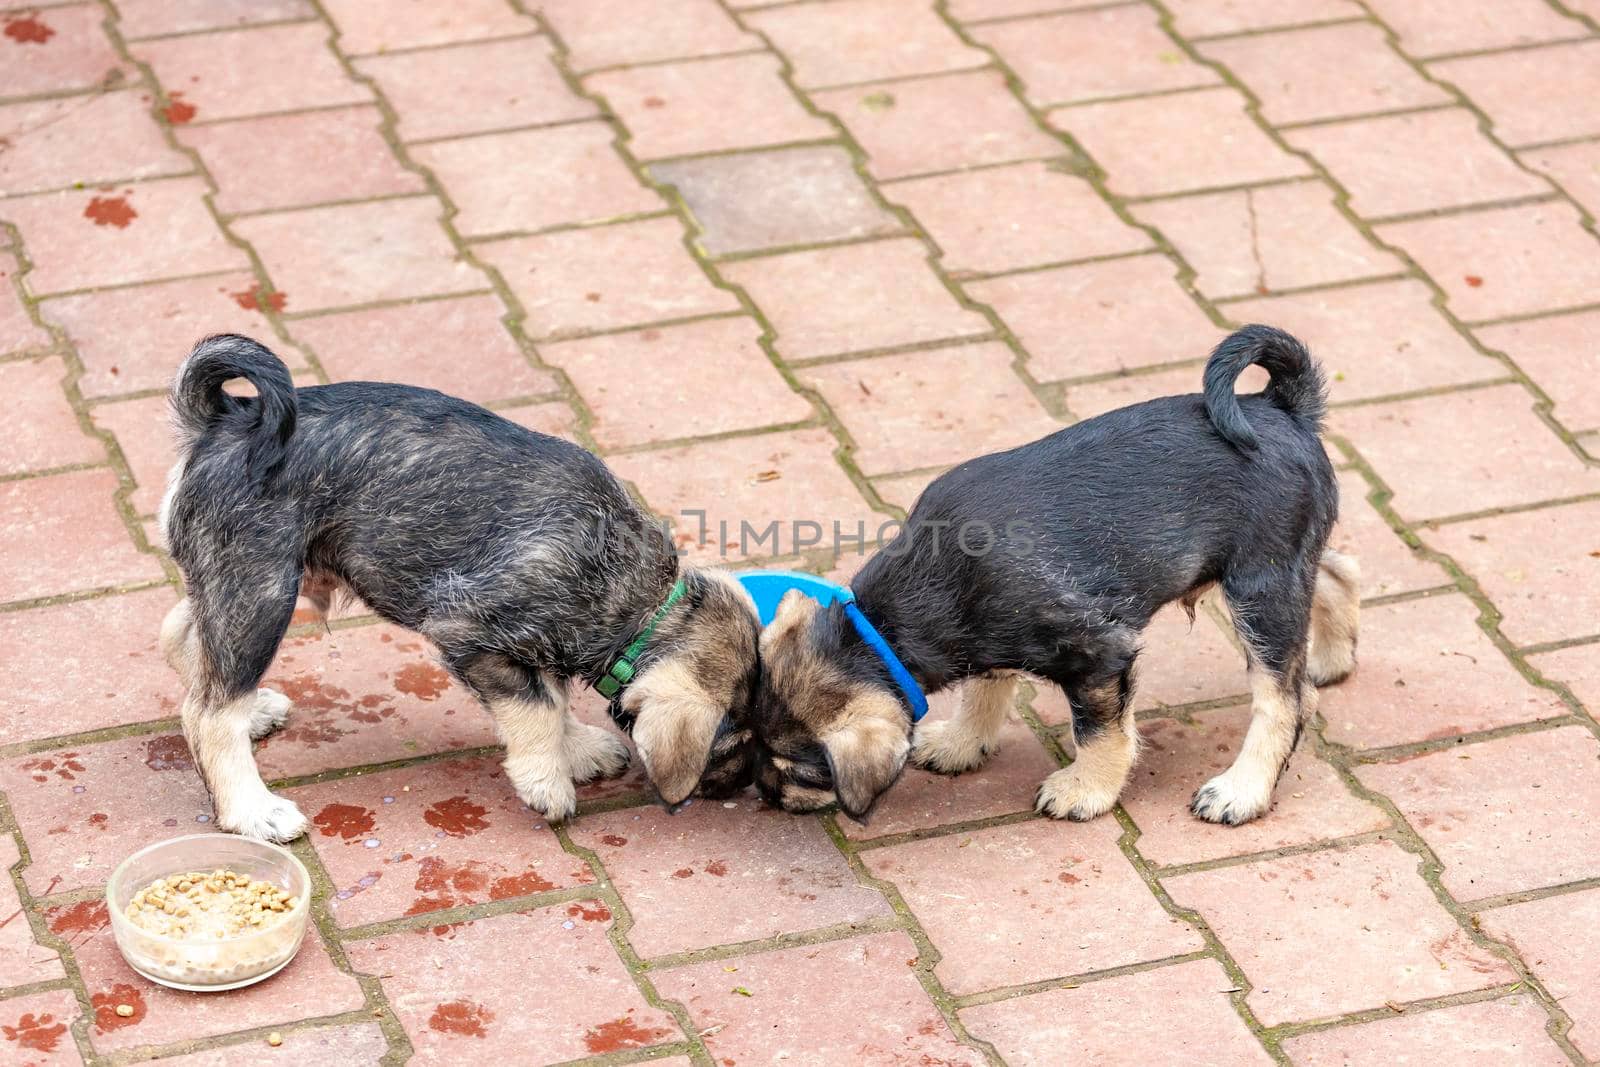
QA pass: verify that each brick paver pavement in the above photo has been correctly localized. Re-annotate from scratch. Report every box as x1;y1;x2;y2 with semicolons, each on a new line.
2;1;1597;1063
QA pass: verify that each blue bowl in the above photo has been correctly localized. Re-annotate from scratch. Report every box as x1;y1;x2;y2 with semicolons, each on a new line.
735;570;850;625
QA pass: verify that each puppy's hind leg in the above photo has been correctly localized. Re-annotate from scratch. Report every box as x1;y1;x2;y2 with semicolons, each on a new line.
162;598;291;741
1306;547;1360;686
1037;668;1137;822
1194;574;1314;826
912;672;1018;774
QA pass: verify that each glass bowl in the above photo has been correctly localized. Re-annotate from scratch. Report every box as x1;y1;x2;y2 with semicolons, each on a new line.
106;834;311;992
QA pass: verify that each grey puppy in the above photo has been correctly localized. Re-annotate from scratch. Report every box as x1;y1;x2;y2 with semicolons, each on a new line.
158;335;759;842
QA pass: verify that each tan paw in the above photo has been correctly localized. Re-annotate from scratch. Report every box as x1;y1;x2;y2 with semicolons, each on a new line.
910;718;995;775
1035;766;1120;822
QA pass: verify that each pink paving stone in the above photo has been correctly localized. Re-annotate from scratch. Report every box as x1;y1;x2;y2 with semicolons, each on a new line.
1201;23;1448;126
1224;278;1503;403
1165;839;1514;1026
89;392;176;516
966;254;1220;381
1;250;51;354
0;585;178;746
500;399;579;441
477;217;737;340
1329;470;1449;598
541;316;810;449
1287;109;1553;219
962;958;1275;1067
1330;385;1596;521
653;932;984;1066
1320;594;1567;751
1121;708;1391;867
1059;361;1258;422
609;427;882;562
1285;994;1566;1066
51;901;365;1055
290;295;556;404
233;197;485;312
885;160;1151;276
1134;181;1402;300
974;5;1217;107
1427;499;1600;648
1;355;102;475
1162;0;1362;36
1477;309;1600;433
114;0;314;39
589;53;832;162
569;800;890;956
323;0;532;54
0;92;189;195
0;731;214;894
2;178;248;294
1528;642;1600;716
539;0;757;72
132;23;368;123
347;906;680;1062
651;144;900;257
948;0;1118;17
814;70;1063;182
414;123;662;238
39;272;290;398
1364;0;1587;58
0;988;83;1067
355;37;596;143
0;834;66;986
1051;89;1309;198
747;0;985;89
841;686;1061;842
1522;140;1600;223
1430;41;1600;147
864;819;1202;993
799;342;1059;474
252;622;502;781
0;468;163;603
288;757;593;927
720;238;988;361
178;106;424;216
1356;727;1600;900
872;468;943;513
1480;889;1600;1061
154;1023;389;1066
0;4;129;98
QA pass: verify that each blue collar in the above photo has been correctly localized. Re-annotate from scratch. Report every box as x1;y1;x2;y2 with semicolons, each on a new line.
839;593;929;723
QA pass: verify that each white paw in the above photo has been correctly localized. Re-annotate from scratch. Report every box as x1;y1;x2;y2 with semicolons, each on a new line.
509;765;578;823
910;719;995;775
221;793;309;843
1035;766;1120;822
1190;769;1273;826
565;722;632;784
247;688;292;740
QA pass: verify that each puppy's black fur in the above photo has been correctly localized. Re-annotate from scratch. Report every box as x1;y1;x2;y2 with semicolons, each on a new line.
162;335;759;841
755;325;1359;825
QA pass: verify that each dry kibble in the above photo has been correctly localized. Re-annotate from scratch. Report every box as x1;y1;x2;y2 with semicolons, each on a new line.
125;870;300;940
115;1004;134;1018
267;1032;283;1048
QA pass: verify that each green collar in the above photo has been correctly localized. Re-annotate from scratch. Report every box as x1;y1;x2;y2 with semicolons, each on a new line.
596;578;687;698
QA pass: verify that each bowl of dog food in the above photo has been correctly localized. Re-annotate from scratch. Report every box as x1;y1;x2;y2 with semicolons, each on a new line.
106;834;311;992
736;569;850;625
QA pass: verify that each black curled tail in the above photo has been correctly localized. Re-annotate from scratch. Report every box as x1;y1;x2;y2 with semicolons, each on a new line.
1202;324;1326;451
170;334;297;475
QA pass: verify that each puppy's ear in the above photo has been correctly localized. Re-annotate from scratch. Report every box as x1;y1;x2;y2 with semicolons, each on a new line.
821;688;911;821
624;661;722;806
761;589;817;650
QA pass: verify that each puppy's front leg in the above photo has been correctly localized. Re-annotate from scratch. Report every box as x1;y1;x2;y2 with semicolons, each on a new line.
1037;672;1136;822
912;672;1017;774
491;681;579;823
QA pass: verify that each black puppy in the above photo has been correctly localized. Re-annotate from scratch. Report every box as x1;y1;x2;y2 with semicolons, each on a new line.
159;335;759;841
754;325;1358;825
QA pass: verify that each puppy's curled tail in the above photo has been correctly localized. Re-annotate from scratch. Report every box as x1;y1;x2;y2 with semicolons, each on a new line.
1202;324;1326;451
170;333;297;474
